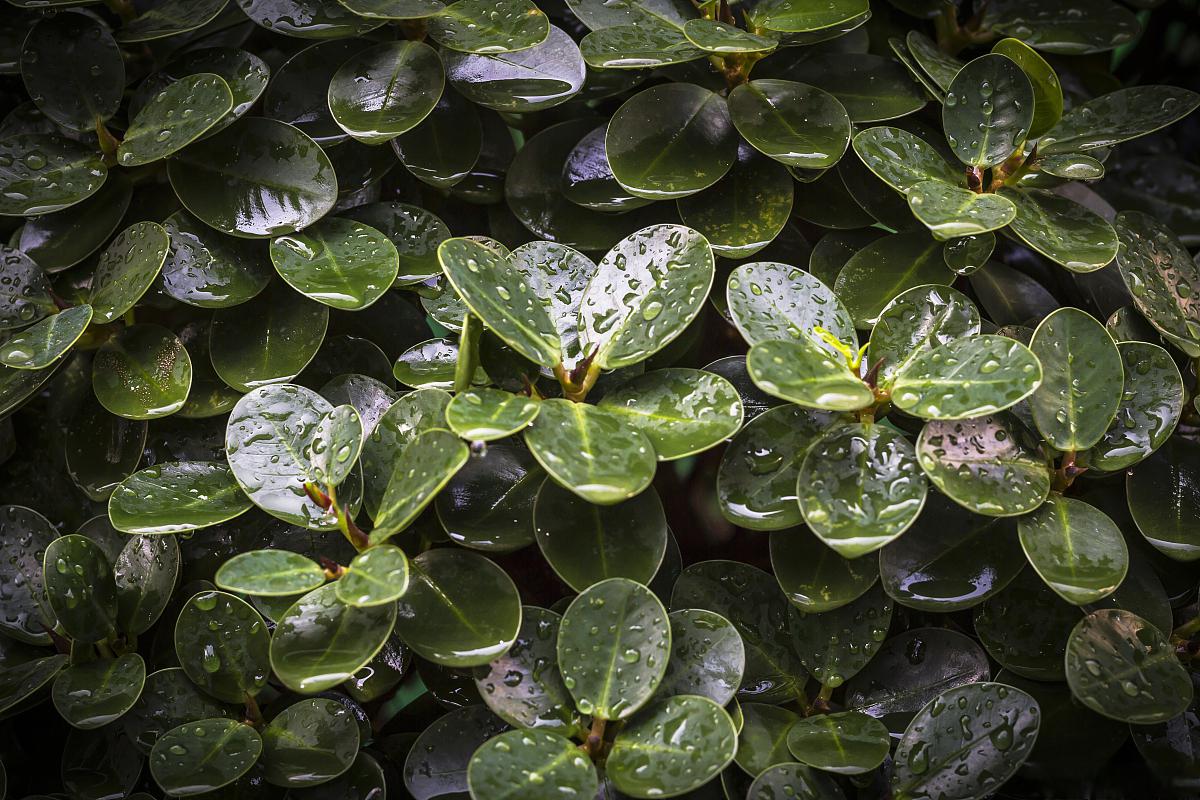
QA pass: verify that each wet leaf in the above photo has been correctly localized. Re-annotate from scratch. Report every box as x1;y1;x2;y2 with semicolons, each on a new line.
114;534;179;635
658;608;745;705
446;388;540;441
942;54;1033;168
1039;85;1200;154
403;704;508;799
393;548;521;667
237;0;385;37
1127;437;1200;561
150;718;262;797
891;682;1040;800
787;711;889;774
1113;211;1200;357
770;53;926;123
161;211;272;308
444;26;585;113
436;439;541;552
371;429;468;544
328;40;444;144
467;729;598;800
215;550;325;596
0;134;107;217
118;74;233;166
0;653;66;716
270;218;399;310
771;527;878;613
1028;307;1122;450
747;338;873;412
728;79;850;170
798;423;927;558
790;584;893;687
607;695;736;796
270;583;396;693
868;284;981;389
260;698;359;787
727;260;857;354
1018;495;1127;605
92;324;192;420
20;12;123;132
907;180;1017;240
43;534;117;643
174;589;270;702
88;221;170;324
749;0;868;33
109;462;250;535
0;304;91;369
736;703;798;776
0;506;58;644
336;544;409;606
427;0;549;53
1089;341;1183;471
892;334;1042;420
52;654;146;730
1065;608;1191;724
999;188;1119;272
535;480;666;591
748;762;846;799
834;231;950;327
117;0;229;41
991;38;1062;139
852;126;960;193
558;578;669;720
973;566;1078;680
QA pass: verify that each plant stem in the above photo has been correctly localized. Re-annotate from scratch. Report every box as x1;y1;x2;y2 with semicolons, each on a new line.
579;716;607;758
1051;450;1086;492
243;693;264;727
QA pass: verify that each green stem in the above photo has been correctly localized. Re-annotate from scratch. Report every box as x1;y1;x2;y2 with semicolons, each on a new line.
453;313;482;394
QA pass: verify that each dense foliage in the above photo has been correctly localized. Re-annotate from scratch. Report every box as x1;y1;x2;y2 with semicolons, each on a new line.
0;0;1199;797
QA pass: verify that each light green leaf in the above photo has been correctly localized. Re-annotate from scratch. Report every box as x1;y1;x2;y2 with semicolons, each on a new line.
371;429;468;545
892;334;1043;420
117;74;233;166
787;711;889;775
0;304;92;369
215;550;326;597
468;730;597;800
270;217;399;310
150;719;262;797
328;40;444;144
942;53;1033;168
109;461;252;534
907;180;1017;240
607;695;736;797
446;388;540;441
336;544;409;607
1018;495;1127;605
852;126;960;193
1039;85;1200;154
999;188;1119;272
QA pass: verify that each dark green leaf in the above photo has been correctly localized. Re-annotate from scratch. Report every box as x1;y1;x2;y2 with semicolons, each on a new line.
261;698;359;787
852;126;960;193
787;711;889;774
973;567;1078;680
991;38;1062;139
607;695;736;797
907;180;1017;240
727;260;856;353
43;534;117;643
658;608;745;705
790;584;893;687
446;388;540;441
328;41;444;144
236;0;384;37
174;590;270;703
748;763;846;800
0;134;107;216
749;0;868;32
1039;86;1200;154
1127;438;1200;561
771;527;878;613
52;654;146;730
942;54;1033;168
1018;495;1127;605
88;221;170;323
20;12;123;132
468;730;598;800
118;74;233;166
215;550;326;596
736;703;798;776
444;26;585;113
270;218;397;311
0;304;91;369
0;506;58;644
1113;211;1200;357
117;0;229;42
1089;341;1183;470
150;718;262;797
728;79;850;170
834;231;949;327
767;53;926;123
0;653;67;716
109;462;250;534
114;534;180;635
92;324;192;420
161;211;272;308
999;188;1119;272
868;284;981;389
428;0;549;53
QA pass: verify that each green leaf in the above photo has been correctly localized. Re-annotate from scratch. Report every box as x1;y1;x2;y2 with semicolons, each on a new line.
557;578;668;719
0;653;67;716
999;188;1119;272
20;12;123;132
748;0;868;32
672;560;809;704
534;480;667;591
524;398;655;505
907;180;1017;240
942;54;1033;168
1037;152;1104;179
982;0;1138;54
606;84;737;200
1040;85;1200;154
435;440;540;553
120;667;239;754
607;695;736;797
891;683;1040;800
597;368;742;460
472;606;580;733
174;590;270;703
1018;495;1127;605
403;705;509;800
361;388;451;518
852;126;960;193
943;232;995;275
393;548;521;667
344;202;450;285
906;30;963;92
117;0;229;41
892;334;1043;420
0;246;55;328
161;211;272;308
270;583;396;693
428;0;548;53
974;566;1078;680
261;698;359;787
787;711;889;775
880;493;1025;611
312;404;364;489
337;0;446;16
770;53;926;124
328;40;444;144
43;535;117;643
0;506;58;645
215;550;326;597
580;24;704;70
446;388;540;441
683;19;778;52
393;337;462;390
798;423;928;558
1089;341;1184;471
109;462;250;535
727;261;856;353
168;118;337;238
1113;211;1200;357
162;48;271;137
237;0;385;37
728;79;850;170
468;730;598;800
747;338;873;412
1065;609;1191;724
916;413;1049;516
150;719;262;797
336;544;409;607
0;304;91;369
1127;438;1200;561
835;231;950;327
88;221;170;323
717;405;842;531
270;218;399;310
117;74;233;166
675;145;793;260
991;38;1062;139
114;534;180;635
52;654;146;730
658;608;745;705
771;527;879;612
868;284;980;389
1029;307;1123;450
748;763;846;799
0;134;107;216
444;26;584;113
439;237;561;368
392;91;481;189
736;703;798;776
225;384;347;530
92;324;192;420
370;429;468;544
211;283;329;392
790;584;893;687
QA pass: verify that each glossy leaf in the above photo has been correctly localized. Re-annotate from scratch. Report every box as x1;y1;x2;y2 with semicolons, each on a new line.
52;654;146;730
658;608;745;705
1065;608;1191;724
728;79;851;169
834;231;950;327
1000;188;1119;272
735;702;797;776
43;535;117;643
270;217;399;310
558;578;669;719
728;260;856;353
771;527;878;613
88;221;170;324
907;180;1017;240
150;719;262;797
261;698;359;787
215;550;326;596
161;211;272;308
1039;85;1200;154
1128;438;1200;561
117;0;229;41
270;583;397;693
393;548;521;667
468;730;598;800
942;54;1034;168
868;284;981;389
20;12;123;132
370;429;468;544
427;0;549;53
787;711;889;775
1113;211;1200;357
0;134;107;217
798;423;927;557
1018;495;1127;605
892;334;1042;420
446;388;540;441
118;74;233;166
0;304;91;369
109;461;251;535
991;38;1062;140
0;506;59;644
607;695;736;797
747;338;872;412
336;544;409;606
444;25;585;113
92;325;192;420
175;590;270;702
790;584;893;687
1028;307;1123;450
328;41;444;144
852;126;962;194
1090;341;1183;470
